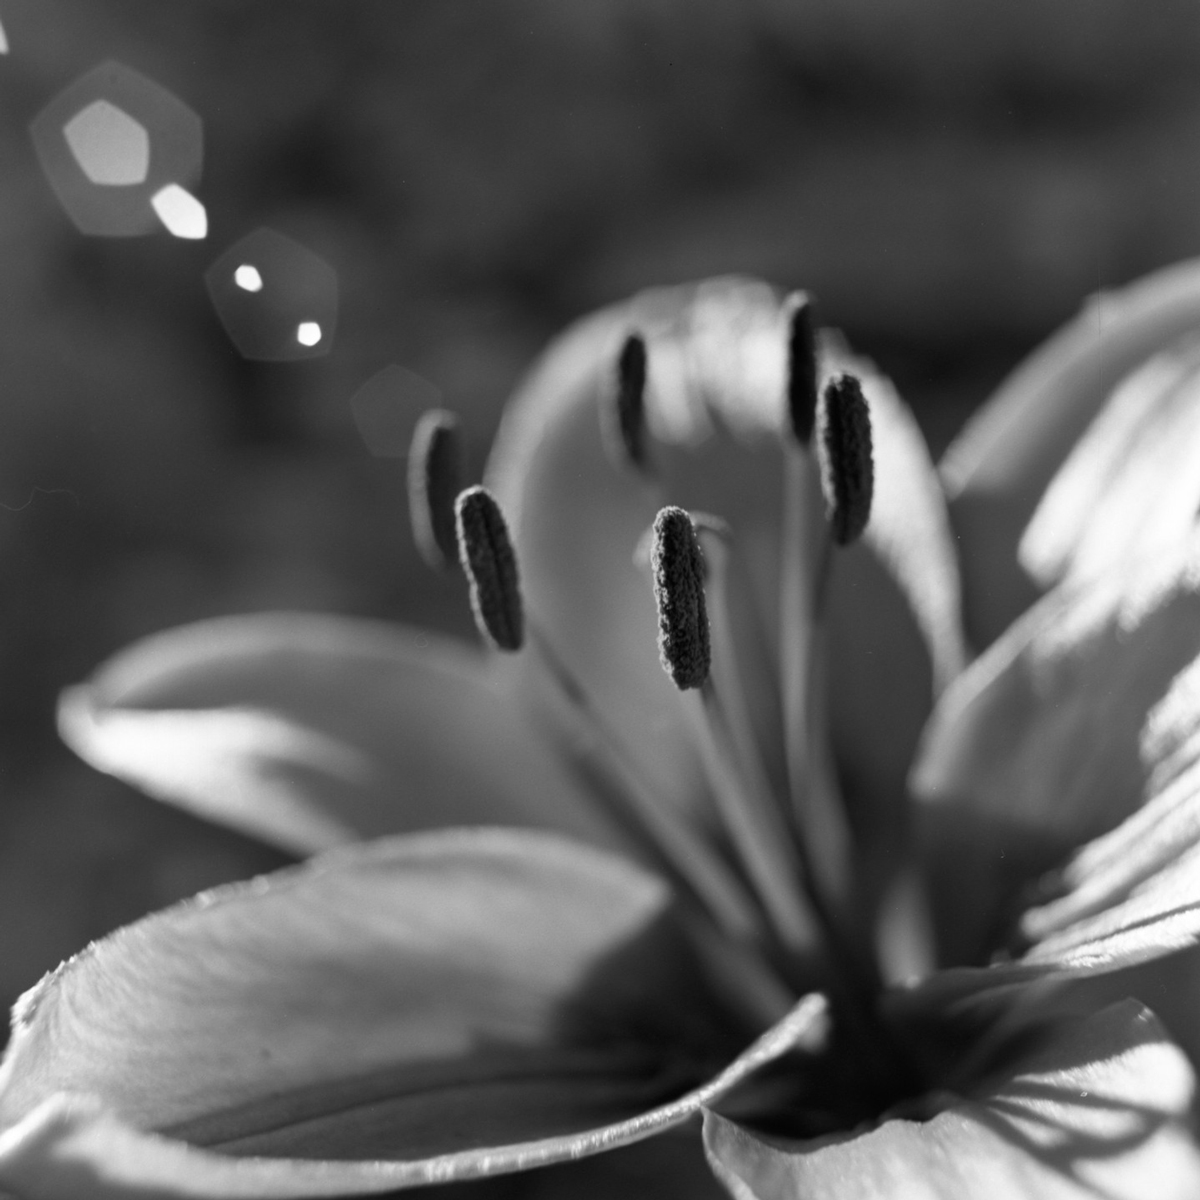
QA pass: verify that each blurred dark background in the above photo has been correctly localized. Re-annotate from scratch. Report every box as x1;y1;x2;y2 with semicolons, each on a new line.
1;0;1199;1017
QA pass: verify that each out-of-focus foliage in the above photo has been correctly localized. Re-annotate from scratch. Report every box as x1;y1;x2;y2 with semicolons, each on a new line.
0;0;1199;1027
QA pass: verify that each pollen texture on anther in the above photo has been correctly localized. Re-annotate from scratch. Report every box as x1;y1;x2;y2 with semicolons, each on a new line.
455;486;524;652
818;373;874;546
651;506;711;690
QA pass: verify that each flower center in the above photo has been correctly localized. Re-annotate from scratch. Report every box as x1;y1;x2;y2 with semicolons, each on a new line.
410;317;944;1130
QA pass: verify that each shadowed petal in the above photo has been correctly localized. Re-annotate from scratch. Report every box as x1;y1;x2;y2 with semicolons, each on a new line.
0;829;741;1141
901;648;1200;1064
1031;661;1200;935
849;352;965;692
0;829;828;1198
942;256;1200;648
1011;658;1200;974
488;278;961;856
912;535;1200;963
59;613;615;855
0;999;823;1200
704;1001;1200;1199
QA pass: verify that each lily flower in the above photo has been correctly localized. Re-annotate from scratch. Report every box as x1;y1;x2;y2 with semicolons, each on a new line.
5;273;1200;1197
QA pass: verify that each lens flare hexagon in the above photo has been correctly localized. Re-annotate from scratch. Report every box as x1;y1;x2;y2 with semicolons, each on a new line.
62;100;150;186
349;365;444;458
205;228;338;362
31;60;203;237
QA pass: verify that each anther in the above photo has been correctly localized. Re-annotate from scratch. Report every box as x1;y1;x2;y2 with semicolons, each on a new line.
784;292;819;446
651;506;711;690
604;332;649;470
455;486;523;652
818;373;874;545
408;409;464;571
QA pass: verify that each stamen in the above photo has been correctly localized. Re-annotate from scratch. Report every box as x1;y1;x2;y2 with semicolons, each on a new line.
784;292;819;446
651;507;711;691
448;488;767;956
604;332;650;470
408;409;464;570
522;619;776;960
778;354;856;926
455;486;523;652
818;373;874;546
793;634;853;907
685;519;820;957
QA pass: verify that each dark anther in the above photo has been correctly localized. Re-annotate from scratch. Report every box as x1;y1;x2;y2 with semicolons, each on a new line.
785;292;819;446
455;486;524;652
409;409;464;570
605;331;649;470
651;506;711;690
818;374;874;546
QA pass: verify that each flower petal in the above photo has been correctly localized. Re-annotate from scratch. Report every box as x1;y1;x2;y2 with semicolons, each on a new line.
0;1106;732;1200
0;829;719;1140
914;533;1200;847
1020;333;1200;589
848;350;966;694
1011;656;1200;974
704;1000;1200;1200
912;535;1200;963
0;828;828;1195
59;613;615;855
942;255;1200;647
1032;662;1200;930
1023;842;1200;975
823;350;965;891
488;278;962;858
0;829;824;1153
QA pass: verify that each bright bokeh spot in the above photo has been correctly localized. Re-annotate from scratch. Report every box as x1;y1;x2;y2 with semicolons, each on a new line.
349;365;443;457
63;99;149;186
31;61;203;237
150;183;207;239
0;16;9;54
205;227;337;361
234;265;263;292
